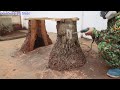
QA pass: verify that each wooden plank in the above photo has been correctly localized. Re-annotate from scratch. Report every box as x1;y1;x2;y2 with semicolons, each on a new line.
24;17;79;21
47;17;79;21
24;17;49;20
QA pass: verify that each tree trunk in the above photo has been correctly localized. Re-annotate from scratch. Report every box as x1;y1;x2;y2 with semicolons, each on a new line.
20;20;52;53
49;19;86;71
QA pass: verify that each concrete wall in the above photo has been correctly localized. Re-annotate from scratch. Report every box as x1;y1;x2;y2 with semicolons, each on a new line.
0;18;13;35
0;16;21;24
11;16;21;24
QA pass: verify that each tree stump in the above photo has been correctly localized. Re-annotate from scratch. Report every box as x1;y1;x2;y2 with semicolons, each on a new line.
20;19;52;53
49;18;86;71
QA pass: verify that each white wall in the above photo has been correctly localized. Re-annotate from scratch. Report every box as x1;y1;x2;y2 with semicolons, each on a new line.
82;11;107;30
21;11;83;33
21;11;108;38
81;11;108;39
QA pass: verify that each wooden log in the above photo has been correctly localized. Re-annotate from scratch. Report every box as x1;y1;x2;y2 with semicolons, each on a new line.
40;20;49;45
20;20;52;53
29;20;37;51
49;19;86;71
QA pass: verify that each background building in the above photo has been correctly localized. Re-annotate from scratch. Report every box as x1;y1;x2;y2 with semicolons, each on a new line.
0;11;23;35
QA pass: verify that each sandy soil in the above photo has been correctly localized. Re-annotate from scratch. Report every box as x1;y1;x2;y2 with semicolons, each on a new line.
0;30;27;41
0;32;119;79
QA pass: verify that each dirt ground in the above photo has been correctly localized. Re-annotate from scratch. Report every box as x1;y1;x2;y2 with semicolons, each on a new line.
0;30;27;41
0;32;120;79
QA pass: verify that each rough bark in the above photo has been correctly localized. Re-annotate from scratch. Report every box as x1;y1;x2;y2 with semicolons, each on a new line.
20;20;52;53
49;19;86;71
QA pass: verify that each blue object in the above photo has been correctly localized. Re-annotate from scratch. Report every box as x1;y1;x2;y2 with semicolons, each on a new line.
80;28;89;33
107;68;120;78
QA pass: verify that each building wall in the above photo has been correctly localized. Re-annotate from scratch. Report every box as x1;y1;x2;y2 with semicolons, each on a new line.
0;15;21;24
0;18;13;36
11;16;21;24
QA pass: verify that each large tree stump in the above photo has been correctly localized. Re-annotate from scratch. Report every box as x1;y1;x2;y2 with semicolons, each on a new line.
49;18;86;71
20;19;52;53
